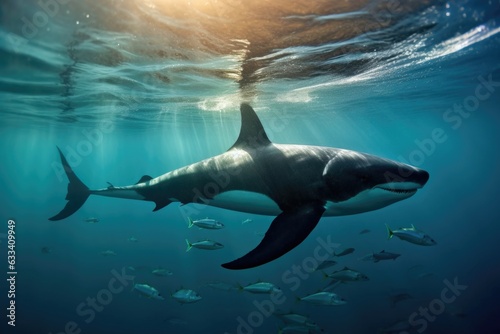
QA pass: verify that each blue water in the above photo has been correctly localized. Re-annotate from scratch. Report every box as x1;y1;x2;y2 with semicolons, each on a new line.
1;0;500;333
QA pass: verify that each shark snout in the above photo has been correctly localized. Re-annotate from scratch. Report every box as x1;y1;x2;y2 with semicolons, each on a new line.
413;168;430;187
393;161;429;188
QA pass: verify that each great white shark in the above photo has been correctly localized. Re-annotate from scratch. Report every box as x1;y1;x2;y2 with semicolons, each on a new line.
50;103;429;269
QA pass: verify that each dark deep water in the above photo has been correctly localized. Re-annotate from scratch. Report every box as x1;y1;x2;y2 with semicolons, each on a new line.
1;0;500;333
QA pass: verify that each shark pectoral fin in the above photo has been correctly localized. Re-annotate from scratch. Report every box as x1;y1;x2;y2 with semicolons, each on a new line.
221;202;325;270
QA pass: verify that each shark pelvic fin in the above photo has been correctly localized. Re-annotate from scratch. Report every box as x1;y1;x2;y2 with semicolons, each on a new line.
153;198;172;211
136;175;153;184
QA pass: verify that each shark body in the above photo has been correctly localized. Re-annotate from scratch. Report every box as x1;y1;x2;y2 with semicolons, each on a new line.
50;104;429;269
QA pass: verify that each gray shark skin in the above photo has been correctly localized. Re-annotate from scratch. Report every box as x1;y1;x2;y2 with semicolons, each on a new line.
49;103;429;270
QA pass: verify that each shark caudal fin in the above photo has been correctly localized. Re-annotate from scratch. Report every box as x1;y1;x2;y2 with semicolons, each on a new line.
49;147;90;221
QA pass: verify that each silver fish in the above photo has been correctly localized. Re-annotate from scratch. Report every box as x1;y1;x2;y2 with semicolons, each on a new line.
133;283;164;300
299;291;346;306
185;239;224;251
151;268;173;276
275;312;318;328
241;282;281;294
327;267;369;282
360;250;401;263
334;247;355;257
187;217;224;230
172;289;202;304
386;224;436;246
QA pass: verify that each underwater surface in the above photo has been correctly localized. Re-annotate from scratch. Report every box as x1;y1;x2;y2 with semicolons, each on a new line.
1;0;500;333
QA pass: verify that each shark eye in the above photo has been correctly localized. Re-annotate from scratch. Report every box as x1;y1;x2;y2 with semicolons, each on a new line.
359;174;369;182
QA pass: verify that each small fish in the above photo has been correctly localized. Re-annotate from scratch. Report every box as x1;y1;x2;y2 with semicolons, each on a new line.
386;224;436;246
298;291;346;306
84;217;99;223
205;281;238;291
314;260;337;271
41;246;52;254
151;268;173;276
326;267;369;282
274;312;317;328
127;236;138;242
241;282;281;294
241;219;253;224
185;239;224;251
389;293;413;307
334;247;355;257
172;289;202;304
187;217;224;230
373;250;400;262
359;229;371;234
133;283;164;300
101;250;117;256
360;250;401;263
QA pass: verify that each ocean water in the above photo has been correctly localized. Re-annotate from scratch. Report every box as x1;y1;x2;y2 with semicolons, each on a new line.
1;0;500;333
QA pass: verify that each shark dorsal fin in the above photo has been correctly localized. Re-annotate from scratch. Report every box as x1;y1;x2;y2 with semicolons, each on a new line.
229;103;271;150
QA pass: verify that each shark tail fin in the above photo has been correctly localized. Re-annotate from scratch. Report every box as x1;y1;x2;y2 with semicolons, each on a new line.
49;147;90;221
386;224;393;240
187;217;194;228
185;239;192;252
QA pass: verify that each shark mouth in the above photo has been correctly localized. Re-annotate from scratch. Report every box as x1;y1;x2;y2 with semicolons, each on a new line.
378;187;418;195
